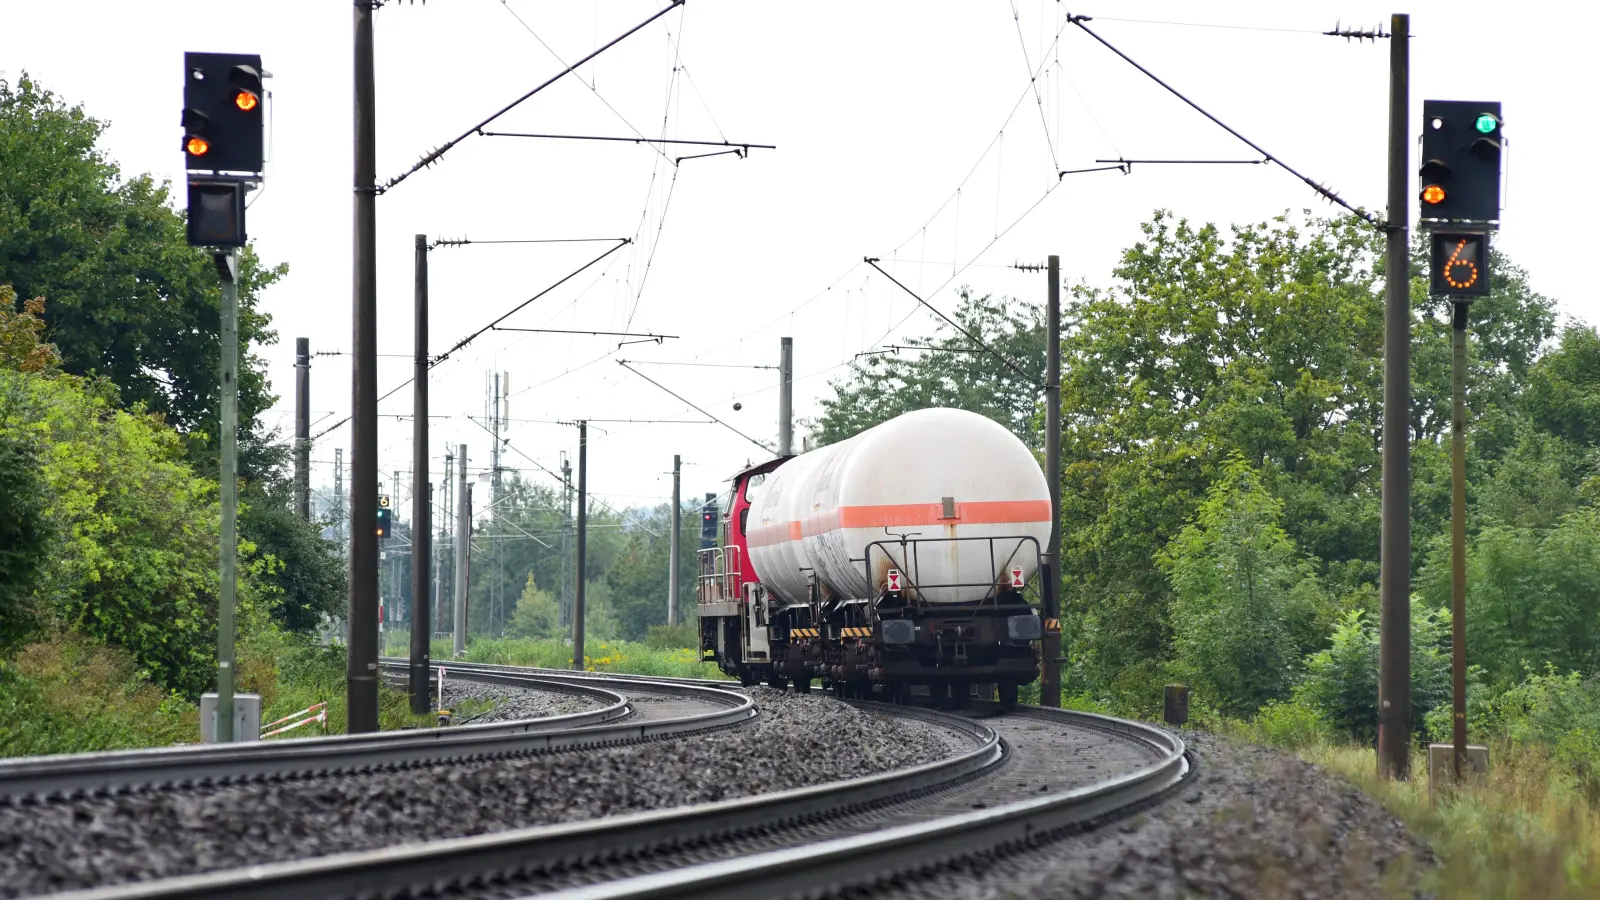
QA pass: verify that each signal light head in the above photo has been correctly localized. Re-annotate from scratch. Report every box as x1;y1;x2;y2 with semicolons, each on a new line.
234;90;258;112
1475;113;1500;134
186;136;210;156
1421;185;1446;205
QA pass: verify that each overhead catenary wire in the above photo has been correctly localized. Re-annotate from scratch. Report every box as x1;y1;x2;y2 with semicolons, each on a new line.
862;258;1040;388
312;240;630;441
383;1;684;190
1068;15;1380;227
617;361;774;454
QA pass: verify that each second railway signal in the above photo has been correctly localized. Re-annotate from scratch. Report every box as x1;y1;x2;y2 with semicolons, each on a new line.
1419;100;1503;226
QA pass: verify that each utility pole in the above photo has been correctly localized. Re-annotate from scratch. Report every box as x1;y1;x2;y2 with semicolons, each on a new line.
1378;11;1413;779
215;249;241;740
1450;301;1469;780
490;371;501;634
453;444;469;657
1041;254;1062;709
561;455;573;626
440;449;452;635
669;454;681;627
347;0;380;734
294;338;311;521
333;448;345;550
572;420;588;670
778;337;794;456
409;234;432;714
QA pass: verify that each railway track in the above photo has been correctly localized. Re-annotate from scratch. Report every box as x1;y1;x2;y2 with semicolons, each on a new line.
0;666;751;805
35;665;1187;900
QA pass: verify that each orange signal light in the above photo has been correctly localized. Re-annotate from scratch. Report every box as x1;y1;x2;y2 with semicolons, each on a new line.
1421;184;1446;205
234;90;258;112
186;136;211;156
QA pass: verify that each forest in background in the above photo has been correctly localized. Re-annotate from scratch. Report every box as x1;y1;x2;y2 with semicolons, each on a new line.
814;209;1600;788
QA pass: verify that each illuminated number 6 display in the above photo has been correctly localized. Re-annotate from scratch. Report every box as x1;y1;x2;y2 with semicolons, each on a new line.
1429;232;1490;299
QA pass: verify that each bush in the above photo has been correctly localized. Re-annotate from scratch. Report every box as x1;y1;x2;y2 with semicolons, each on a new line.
643;623;696;650
0;633;196;756
1295;602;1451;744
1246;699;1331;750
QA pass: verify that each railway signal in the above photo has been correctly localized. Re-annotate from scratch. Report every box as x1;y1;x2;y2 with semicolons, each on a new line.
701;496;718;544
376;506;392;539
183;52;264;249
1419;99;1503;226
182;52;264;174
1418;97;1505;786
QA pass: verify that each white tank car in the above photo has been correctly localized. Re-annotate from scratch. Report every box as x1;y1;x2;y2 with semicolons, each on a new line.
746;408;1050;605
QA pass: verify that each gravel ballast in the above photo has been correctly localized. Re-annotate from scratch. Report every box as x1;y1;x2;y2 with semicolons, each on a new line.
440;678;604;723
886;731;1435;900
0;687;969;897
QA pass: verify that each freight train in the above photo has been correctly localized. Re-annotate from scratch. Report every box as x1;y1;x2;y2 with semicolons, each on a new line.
697;407;1051;709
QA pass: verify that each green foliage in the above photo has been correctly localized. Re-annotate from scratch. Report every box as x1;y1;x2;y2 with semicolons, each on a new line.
1417;508;1600;689
0;633;196;756
1245;699;1332;750
506;574;560;640
1295;604;1451;744
0;420;51;655
644;622;697;650
457;635;725;680
810;289;1044;447
238;495;345;634
0;74;287;478
0;365;276;697
1160;456;1307;716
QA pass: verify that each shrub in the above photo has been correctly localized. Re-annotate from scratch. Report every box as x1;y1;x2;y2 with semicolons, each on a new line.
643;623;697;650
1295;602;1451;744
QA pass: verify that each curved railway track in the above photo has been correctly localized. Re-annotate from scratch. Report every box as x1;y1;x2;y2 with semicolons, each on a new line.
36;665;1188;900
0;667;751;805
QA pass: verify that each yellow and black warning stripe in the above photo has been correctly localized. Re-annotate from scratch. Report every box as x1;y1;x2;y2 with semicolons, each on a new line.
1044;618;1060;633
790;627;820;639
839;626;873;639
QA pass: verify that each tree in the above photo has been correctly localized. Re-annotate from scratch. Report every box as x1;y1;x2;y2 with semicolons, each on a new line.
1159;457;1307;717
0;74;286;478
507;574;559;639
810;289;1044;448
1053;211;1555;700
1296;604;1452;744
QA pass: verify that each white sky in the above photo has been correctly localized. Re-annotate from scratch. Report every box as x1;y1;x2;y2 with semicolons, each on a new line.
3;0;1593;519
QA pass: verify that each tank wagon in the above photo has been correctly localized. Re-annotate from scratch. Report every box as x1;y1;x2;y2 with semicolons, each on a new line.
697;407;1050;708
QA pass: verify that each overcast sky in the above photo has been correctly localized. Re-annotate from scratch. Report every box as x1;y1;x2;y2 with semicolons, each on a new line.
3;0;1592;521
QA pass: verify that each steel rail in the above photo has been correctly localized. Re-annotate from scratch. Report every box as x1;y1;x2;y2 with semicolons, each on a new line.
544;707;1189;900
0;672;752;803
47;702;1002;900
387;655;732;688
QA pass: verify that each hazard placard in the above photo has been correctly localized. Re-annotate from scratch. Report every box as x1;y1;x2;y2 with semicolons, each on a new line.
1010;567;1025;589
886;569;902;592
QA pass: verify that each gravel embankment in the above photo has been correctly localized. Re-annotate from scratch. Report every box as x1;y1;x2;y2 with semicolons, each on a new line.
885;731;1435;900
440;678;603;723
0;688;968;897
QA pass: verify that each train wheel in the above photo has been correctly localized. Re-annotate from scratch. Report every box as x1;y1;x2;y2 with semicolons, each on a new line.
793;676;812;694
767;672;789;691
998;680;1019;712
738;666;759;687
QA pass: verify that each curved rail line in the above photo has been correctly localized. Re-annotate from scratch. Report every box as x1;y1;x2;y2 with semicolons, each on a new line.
40;683;1185;900
552;706;1189;900
0;670;753;804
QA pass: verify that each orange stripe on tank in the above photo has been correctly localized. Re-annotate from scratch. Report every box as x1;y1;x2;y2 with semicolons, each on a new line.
836;499;1050;527
749;499;1049;549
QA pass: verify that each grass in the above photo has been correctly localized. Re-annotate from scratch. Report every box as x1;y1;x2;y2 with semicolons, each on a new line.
1201;705;1600;899
385;631;731;681
0;628;437;758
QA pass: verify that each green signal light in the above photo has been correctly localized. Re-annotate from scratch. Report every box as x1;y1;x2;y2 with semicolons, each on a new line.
1475;113;1500;134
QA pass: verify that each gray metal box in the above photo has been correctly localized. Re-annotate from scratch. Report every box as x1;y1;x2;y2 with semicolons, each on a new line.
200;693;262;743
